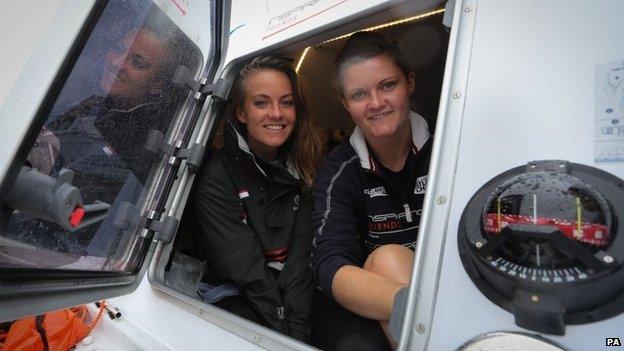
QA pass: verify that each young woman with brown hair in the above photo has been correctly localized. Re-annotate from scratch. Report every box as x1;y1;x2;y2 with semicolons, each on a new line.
192;56;323;342
311;31;433;350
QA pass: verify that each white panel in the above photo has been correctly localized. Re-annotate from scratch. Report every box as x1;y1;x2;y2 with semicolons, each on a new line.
226;0;382;62
0;0;96;183
80;276;261;351
424;1;624;350
0;0;65;107
224;0;444;64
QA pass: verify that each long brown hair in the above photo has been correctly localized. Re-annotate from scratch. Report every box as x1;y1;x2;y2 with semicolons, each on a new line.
229;56;323;188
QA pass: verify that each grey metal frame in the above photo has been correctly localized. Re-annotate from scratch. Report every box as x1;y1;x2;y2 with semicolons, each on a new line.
0;0;222;322
401;0;476;349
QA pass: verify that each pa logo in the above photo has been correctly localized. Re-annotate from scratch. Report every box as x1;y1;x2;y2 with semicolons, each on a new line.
607;337;622;347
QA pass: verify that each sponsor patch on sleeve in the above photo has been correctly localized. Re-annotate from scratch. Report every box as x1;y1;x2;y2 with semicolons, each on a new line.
414;175;428;194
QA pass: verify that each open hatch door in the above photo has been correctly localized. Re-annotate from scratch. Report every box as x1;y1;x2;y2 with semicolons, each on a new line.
0;0;229;322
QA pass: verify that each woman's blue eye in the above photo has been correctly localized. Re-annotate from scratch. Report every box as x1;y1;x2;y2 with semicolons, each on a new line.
381;80;397;90
253;100;268;107
282;100;294;107
351;91;366;100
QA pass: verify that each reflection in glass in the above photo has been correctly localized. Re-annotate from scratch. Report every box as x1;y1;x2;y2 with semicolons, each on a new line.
0;0;203;273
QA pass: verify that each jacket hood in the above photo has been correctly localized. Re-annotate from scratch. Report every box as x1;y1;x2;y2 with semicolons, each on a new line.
224;120;300;180
349;111;430;171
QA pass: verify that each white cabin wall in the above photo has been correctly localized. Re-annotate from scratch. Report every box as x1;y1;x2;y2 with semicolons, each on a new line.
0;0;65;107
94;276;262;351
226;0;387;65
0;0;95;189
423;0;624;350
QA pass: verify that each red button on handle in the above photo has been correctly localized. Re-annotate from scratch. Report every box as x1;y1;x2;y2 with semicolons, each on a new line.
69;207;85;227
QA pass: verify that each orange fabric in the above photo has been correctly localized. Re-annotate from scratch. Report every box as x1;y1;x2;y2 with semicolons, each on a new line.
1;318;43;351
42;309;90;351
1;302;106;351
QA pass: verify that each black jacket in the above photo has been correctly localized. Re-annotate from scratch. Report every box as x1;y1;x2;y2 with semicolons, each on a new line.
310;112;432;299
192;121;314;341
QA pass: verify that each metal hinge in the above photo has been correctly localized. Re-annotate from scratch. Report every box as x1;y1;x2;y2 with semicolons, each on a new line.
144;130;206;173
112;204;178;243
172;65;232;102
146;214;179;243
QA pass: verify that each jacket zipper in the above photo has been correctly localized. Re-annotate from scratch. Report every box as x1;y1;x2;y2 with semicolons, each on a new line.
403;203;413;223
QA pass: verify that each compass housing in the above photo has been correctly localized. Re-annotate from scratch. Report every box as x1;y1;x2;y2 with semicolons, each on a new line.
458;160;624;335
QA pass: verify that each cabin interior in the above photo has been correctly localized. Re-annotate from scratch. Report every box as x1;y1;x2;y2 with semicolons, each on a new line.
165;5;450;346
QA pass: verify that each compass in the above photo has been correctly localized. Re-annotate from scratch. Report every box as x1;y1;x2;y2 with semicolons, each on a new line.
458;160;624;335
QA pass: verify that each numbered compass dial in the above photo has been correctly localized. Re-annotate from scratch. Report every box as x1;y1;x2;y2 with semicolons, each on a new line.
458;160;624;335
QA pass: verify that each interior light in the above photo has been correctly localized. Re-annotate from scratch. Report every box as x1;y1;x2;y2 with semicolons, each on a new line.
323;8;445;44
295;8;445;73
295;46;311;73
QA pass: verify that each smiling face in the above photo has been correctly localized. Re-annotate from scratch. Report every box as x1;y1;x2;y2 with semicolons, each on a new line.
236;69;297;161
100;29;171;108
339;54;415;142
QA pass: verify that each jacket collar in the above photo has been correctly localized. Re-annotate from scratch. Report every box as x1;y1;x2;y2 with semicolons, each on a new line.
97;96;159;114
225;120;300;180
349;111;430;171
108;101;159;114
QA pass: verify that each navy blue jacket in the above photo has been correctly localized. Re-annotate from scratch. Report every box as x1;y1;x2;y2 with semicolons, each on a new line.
310;112;432;298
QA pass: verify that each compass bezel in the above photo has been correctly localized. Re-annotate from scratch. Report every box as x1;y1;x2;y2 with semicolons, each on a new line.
458;160;624;333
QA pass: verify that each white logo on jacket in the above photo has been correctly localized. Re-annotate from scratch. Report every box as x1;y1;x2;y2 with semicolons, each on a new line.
292;194;300;211
368;209;423;222
414;175;428;194
364;186;388;198
238;189;250;199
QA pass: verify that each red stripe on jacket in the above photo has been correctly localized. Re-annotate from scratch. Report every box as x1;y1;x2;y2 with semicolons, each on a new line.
264;247;289;263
